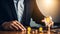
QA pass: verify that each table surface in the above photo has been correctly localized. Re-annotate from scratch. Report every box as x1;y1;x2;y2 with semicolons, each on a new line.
0;28;60;34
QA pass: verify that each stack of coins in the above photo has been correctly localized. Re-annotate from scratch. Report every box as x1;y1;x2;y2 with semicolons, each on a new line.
27;27;31;34
39;27;43;32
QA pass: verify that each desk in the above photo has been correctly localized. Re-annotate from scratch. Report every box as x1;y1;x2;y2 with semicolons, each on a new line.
0;28;60;34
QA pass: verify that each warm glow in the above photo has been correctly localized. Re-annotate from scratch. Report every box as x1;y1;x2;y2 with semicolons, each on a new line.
45;0;52;5
36;0;60;23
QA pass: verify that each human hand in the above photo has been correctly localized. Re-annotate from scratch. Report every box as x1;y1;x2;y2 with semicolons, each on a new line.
2;20;26;31
42;16;54;27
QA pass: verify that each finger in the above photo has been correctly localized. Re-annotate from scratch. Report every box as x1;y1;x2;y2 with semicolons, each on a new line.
41;20;45;22
11;23;19;30
15;20;26;30
9;25;15;30
51;22;54;26
12;21;24;31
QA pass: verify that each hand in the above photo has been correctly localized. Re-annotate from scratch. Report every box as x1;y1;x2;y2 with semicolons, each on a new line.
42;16;54;27
2;20;26;31
45;20;54;27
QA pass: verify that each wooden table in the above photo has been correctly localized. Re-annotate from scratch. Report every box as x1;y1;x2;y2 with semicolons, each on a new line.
0;28;60;34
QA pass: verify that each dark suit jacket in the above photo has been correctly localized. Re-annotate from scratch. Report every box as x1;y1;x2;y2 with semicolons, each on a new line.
0;0;45;27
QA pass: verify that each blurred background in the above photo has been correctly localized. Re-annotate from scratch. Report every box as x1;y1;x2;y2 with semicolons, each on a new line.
30;0;60;27
36;0;60;23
